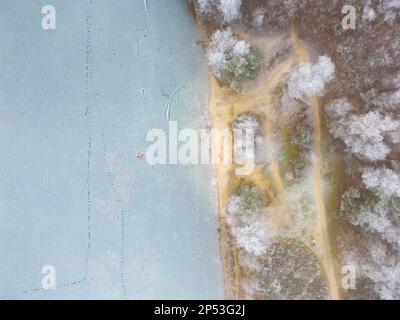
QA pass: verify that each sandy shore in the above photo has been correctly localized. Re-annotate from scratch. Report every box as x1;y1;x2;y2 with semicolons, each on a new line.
196;14;341;298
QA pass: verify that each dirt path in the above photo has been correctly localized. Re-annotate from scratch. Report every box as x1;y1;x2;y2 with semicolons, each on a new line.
207;35;297;297
290;23;340;300
202;17;340;298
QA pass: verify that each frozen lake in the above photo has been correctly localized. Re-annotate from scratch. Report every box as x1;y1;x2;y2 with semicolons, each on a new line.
0;0;223;299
